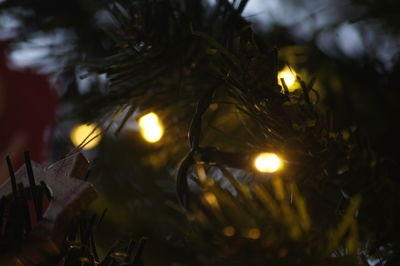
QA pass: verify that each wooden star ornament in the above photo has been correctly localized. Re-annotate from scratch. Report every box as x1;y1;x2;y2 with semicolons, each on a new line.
0;152;98;265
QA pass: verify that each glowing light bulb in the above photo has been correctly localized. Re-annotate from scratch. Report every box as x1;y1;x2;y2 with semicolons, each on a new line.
203;192;219;208
246;228;261;239
223;226;236;237
254;152;282;173
138;112;164;143
70;124;102;150
278;67;296;91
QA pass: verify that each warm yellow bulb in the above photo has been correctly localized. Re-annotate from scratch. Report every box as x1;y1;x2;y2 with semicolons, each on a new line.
203;192;219;208
70;124;102;150
278;67;296;91
246;228;261;239
254;153;282;173
223;226;236;237
138;112;164;143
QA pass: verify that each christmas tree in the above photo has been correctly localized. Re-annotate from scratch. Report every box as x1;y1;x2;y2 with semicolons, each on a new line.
1;0;400;265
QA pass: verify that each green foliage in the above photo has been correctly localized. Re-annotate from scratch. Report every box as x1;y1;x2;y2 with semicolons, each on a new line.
183;170;362;265
80;1;399;264
2;0;400;265
57;212;146;266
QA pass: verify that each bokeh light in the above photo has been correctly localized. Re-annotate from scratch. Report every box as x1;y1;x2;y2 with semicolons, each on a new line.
254;152;282;173
203;192;219;208
278;67;296;91
70;124;102;150
138;112;164;143
223;226;236;237
246;228;261;239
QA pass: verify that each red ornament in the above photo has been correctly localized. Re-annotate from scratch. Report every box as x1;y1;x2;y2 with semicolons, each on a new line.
0;41;58;184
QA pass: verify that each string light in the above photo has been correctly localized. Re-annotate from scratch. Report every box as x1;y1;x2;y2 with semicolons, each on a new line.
138;112;164;143
254;152;282;173
245;228;261;239
203;192;219;208
223;226;236;237
70;124;102;150
278;66;296;91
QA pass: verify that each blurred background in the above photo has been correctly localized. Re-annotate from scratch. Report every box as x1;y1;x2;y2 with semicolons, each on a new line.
1;0;400;264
